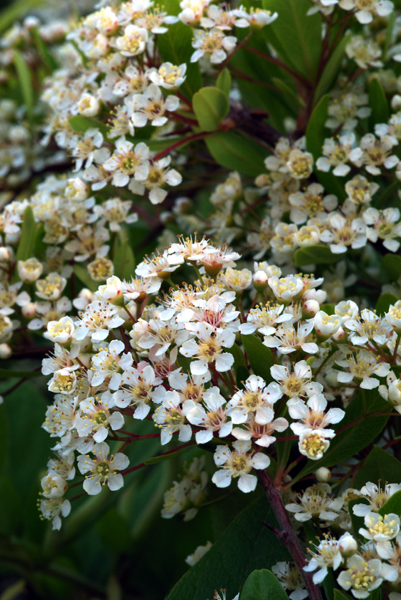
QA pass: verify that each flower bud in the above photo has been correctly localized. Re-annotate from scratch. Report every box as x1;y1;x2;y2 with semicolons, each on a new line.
392;94;401;110
252;270;269;292
315;467;331;482
331;326;347;343
338;533;358;558
0;343;12;359
0;246;12;262
44;316;75;344
18;258;43;283
77;94;100;117
302;299;319;318
21;302;37;319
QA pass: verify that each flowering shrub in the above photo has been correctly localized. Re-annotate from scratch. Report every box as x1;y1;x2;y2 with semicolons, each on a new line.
3;0;401;599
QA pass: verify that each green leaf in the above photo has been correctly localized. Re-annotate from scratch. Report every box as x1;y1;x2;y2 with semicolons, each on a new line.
227;343;249;382
31;27;58;72
334;590;353;600
15;206;36;264
313;33;352;105
293;391;390;481
68;116;109;138
369;77;389;127
240;569;287;600
216;69;232;97
376;293;398;315
378;489;401;517
306;95;346;200
73;264;99;293
294;245;341;267
157;22;202;98
374;181;399;209
320;304;335;315
348;497;369;542
205;131;265;177
241;335;274;383
262;0;322;80
353;446;401;489
114;242;135;280
166;495;290;600
13;51;34;123
0;406;7;477
383;253;401;282
193;87;229;132
144;445;194;465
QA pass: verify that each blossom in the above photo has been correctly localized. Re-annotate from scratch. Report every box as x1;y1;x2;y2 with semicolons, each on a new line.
153;391;192;445
285;484;343;522
339;0;393;24
337;555;383;599
212;439;270;493
113;364;165;419
191;28;237;64
179;322;235;375
74;301;125;342
359;511;400;542
336;351;391;389
76;397;125;442
270;360;323;404
131;84;179;128
184;388;232;444
317;134;361;176
77;442;129;495
289;394;345;439
304;536;344;584
226;374;282;424
272;562;308;600
352;482;401;516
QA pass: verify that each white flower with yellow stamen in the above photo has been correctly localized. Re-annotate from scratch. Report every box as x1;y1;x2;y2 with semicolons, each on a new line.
212;439;270;493
18;257;43;283
44;316;75;344
149;62;187;89
359;512;400;542
337;554;383;599
113;364;165;419
336;350;391;389
226;374;282;425
352;482;401;517
35;272;67;301
285;483;343;522
179;322;235;375
91;340;133;389
115;24;148;57
76;397;124;443
78;442;129;495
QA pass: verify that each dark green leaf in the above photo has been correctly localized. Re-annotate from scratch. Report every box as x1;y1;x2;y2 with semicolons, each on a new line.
216;69;232;96
262;0;322;80
0;405;8;476
193;87;229;132
314;33;352;105
114;242;135;280
369;77;389;127
68;116;109;138
348;497;369;542
0;0;42;34
334;590;353;600
32;27;58;72
320;304;335;315
353;446;401;489
241;335;274;382
13;51;34;122
157;22;202;97
0;369;42;379
205;131;265;177
383;254;401;282
376;293;398;316
166;495;290;600
295;245;341;267
240;569;287;600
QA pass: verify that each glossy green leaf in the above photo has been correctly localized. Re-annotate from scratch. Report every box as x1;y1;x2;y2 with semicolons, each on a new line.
334;590;353;600
262;0;322;80
378;489;401;517
374;181;399;209
348;497;369;542
227;343;248;381
157;22;202;97
369;77;389;127
114;242;135;280
216;69;232;96
241;335;274;382
193;87;229;132
376;293;398;315
15;206;36;264
13;51;34;122
295;245;341;267
205;131;265;177
166;495;290;600
240;569;287;600
314;33;352;105
320;304;335;315
383;253;401;282
306;95;346;199
353;446;401;489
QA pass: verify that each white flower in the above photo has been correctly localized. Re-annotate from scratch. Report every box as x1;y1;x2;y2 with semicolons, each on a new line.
359;511;400;542
352;482;401;516
115;25;148;57
339;0;393;24
363;207;401;252
41;472;67;499
268;276;304;303
337;555;383;599
131;84;179;128
153;391;192;445
238;303;292;336
304;536;344;584
320;214;367;254
103;137;150;187
184;388;232;444
179;322;235;375
316;134;360;176
212;439;270;493
78;442;129;495
113;364;165;419
336;351;390;389
91;340;133;389
289;394;345;439
263;322;319;355
270;360;323;404
76;396;124;443
44;316;75;344
272;562;308;600
226;374;282;424
285;484;343;522
314;311;342;339
191;28;237;64
149;63;187;89
185;542;212;566
39;497;71;530
74;301;125;342
344;308;392;346
18;257;43;283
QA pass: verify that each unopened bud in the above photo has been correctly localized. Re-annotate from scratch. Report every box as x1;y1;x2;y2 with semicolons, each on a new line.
252;271;269;292
21;302;37;319
0;343;12;359
392;94;401;110
302;299;319;318
0;246;12;262
331;326;347;343
314;311;342;340
339;533;358;558
315;467;331;482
